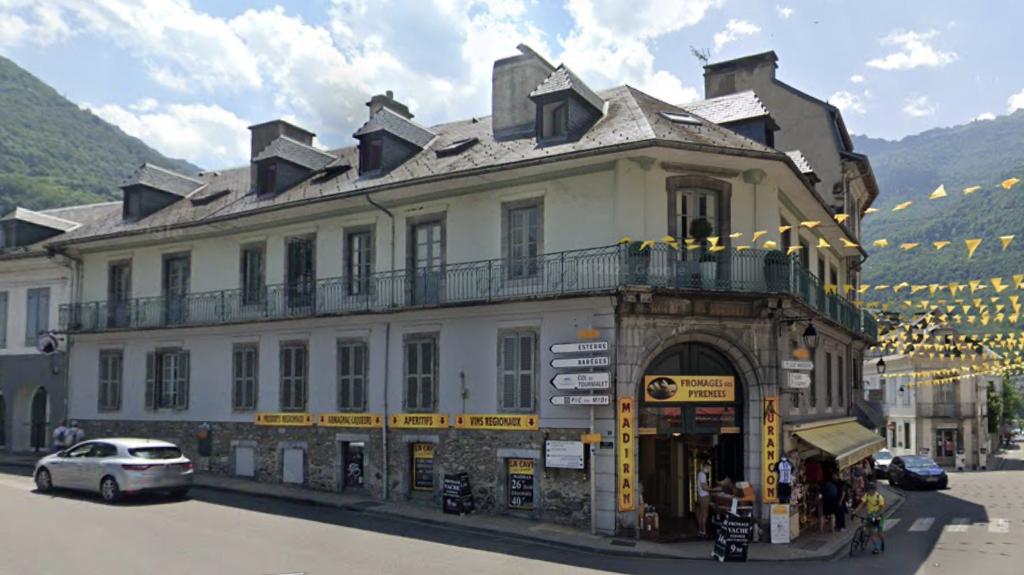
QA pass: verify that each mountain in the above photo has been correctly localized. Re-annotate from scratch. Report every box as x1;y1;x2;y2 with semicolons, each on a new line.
0;55;199;214
856;111;1024;293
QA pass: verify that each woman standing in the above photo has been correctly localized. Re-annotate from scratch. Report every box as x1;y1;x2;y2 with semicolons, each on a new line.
833;472;848;532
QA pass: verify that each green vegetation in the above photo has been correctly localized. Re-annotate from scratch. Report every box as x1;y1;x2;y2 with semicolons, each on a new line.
856;111;1024;300
0;55;199;214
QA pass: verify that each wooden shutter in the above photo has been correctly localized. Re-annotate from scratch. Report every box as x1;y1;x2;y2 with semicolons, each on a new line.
176;351;190;410
144;352;157;410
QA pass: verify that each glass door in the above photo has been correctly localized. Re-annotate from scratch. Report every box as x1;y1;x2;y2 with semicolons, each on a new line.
163;254;190;325
411;221;443;305
107;261;131;328
934;429;959;461
286;236;316;312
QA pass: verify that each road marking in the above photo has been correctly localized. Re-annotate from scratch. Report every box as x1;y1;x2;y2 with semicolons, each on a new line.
909;517;934;532
988;518;1010;534
883;518;901;532
945;518;971;533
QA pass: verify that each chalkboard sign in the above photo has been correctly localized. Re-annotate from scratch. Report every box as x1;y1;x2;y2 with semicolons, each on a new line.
411;443;434;491
507;458;535;510
712;514;752;562
443;472;474;515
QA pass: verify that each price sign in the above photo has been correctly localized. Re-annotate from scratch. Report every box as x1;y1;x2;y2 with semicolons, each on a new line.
507;458;535;510
411;443;435;491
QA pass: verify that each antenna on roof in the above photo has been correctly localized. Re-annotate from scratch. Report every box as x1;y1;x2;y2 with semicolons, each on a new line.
690;46;710;66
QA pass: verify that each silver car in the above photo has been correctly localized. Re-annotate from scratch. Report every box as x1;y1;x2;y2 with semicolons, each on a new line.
34;438;193;503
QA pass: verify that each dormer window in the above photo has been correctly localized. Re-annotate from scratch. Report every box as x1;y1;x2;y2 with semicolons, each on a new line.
256;162;278;197
359;135;384;174
541;100;568;139
529;64;604;145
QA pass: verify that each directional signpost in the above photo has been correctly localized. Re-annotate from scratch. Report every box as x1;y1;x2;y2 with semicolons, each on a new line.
550;394;610;406
551;356;610;368
550;341;609;354
550;372;610;390
781;360;814;371
787;372;811;389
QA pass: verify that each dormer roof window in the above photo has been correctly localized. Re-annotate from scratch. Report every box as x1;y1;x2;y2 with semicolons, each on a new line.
529;64;604;144
0;208;79;249
353;97;435;176
251;136;335;197
120;163;203;222
359;134;384;173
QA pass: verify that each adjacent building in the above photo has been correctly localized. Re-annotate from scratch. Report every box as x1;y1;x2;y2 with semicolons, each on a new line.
16;47;881;537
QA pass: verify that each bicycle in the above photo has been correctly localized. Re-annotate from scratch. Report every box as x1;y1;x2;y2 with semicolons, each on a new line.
849;513;885;557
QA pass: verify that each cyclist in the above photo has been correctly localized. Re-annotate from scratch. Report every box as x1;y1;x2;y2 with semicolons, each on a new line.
863;482;886;554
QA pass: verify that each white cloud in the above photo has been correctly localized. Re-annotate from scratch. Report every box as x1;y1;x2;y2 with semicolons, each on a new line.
776;5;794;19
830;90;866;114
129;97;160;112
566;0;723;39
713;19;761;51
86;101;250;166
850;74;865;84
1008;89;1024;112
0;1;72;47
867;29;957;71
975;112;996;121
902;95;937;118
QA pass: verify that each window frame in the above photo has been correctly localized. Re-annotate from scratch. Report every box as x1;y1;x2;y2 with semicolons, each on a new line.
279;341;308;412
146;348;190;411
337;339;368;411
239;242;266;307
498;329;538;413
232;343;259;412
403;334;438;412
256;161;278;197
358;134;384;174
25;287;50;346
502;199;544;280
344;227;375;297
825;351;834;407
98;349;123;412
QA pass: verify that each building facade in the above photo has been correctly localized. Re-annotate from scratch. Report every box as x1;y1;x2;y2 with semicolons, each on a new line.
42;47;878;536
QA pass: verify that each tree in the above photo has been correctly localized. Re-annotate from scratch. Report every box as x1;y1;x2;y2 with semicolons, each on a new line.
987;382;1003;434
1002;378;1024;427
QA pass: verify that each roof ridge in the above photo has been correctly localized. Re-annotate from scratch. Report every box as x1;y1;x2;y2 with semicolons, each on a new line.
274;135;336;158
138;162;203;184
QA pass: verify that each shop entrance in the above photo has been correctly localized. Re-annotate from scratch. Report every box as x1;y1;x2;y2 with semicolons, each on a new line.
638;343;745;541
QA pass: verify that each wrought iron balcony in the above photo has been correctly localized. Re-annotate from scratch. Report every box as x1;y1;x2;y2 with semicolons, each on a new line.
59;244;878;340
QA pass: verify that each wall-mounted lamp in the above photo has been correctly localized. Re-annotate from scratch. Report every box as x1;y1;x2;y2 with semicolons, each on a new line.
876;357;887;375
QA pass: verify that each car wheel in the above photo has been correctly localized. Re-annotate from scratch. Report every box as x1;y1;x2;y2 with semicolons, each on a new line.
167;488;190;500
100;476;121;503
35;468;53;492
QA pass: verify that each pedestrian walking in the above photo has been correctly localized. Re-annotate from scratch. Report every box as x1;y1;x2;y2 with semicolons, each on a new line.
51;420;69;452
696;461;712;537
68;420;85;445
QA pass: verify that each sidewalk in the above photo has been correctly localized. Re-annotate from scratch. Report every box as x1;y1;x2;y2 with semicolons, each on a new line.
0;452;902;562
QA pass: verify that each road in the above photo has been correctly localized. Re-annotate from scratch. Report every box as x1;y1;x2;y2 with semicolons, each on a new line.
0;450;1020;575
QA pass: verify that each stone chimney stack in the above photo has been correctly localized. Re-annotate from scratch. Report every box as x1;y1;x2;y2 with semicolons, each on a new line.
366;90;413;120
491;44;555;138
703;51;778;99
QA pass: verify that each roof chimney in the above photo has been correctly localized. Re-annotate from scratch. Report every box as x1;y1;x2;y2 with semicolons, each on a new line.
247;120;316;190
491;44;556;139
366;90;413;120
703;51;778;99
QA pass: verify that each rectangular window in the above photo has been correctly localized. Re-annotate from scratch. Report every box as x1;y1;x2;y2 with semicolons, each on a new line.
25;287;50;345
0;291;7;348
903;422;911;448
809;349;818;408
505;203;541;279
107;261;131;328
404;335;437;412
838;355;845;406
337;340;368;411
98;350;123;411
280;342;308;412
240;244;266;306
232;344;259;411
671;188;718;243
286;235;316;310
257;162;277;196
162;254;190;326
345;230;373;296
541;100;568;139
829;265;839;290
499;330;537;412
798;237;810;269
145;349;189;410
359;136;383;173
781;218;792;253
825;351;833;407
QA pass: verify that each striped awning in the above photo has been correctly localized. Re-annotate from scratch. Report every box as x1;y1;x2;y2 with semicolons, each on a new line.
793;420;885;470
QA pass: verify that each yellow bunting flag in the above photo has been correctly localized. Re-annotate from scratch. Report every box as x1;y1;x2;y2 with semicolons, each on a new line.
729;232;743;239
929;184;947;199
964;185;982;195
911;285;927;294
708;236;720;247
1001;177;1021;190
992;278;1008;293
817;238;831;249
639;240;655;251
858;285;871;294
901;242;919;251
865;207;880;214
873;239;889;248
736;245;751;251
965;238;983;258
778;225;791;234
763;240;778;249
875;285;890;291
893;282;910;292
893;201;912;211
1000;235;1015;250
709;245;726;252
752;230;767;243
840;238;859;248
1014;274;1024;288
617;236;632;244
969;280;982;293
786;245;802;256
834;213;850;224
800;220;820;228
933;240;950;250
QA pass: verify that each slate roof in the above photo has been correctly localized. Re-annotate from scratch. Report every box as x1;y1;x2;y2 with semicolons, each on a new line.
784;150;814;175
253;135;336;170
121;163;204;197
0;207;80;231
49;85;803;246
353;107;436;149
681;90;772;126
530;65;605;113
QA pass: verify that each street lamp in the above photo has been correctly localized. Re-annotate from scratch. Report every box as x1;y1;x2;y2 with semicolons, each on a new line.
876;357;887;375
801;323;819;350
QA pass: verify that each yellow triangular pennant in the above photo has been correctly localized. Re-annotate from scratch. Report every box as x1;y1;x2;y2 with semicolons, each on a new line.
1000;235;1015;250
965;238;983;258
929;184;947;199
933;240;950;250
893;201;912;211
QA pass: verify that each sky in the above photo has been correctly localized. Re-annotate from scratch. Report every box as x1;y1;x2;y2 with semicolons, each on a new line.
2;0;1023;169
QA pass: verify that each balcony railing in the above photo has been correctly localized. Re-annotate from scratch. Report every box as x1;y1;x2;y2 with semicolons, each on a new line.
917;402;975;418
60;244;878;340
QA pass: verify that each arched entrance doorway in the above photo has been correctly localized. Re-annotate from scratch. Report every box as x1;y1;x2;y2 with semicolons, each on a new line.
637;342;745;540
30;387;48;452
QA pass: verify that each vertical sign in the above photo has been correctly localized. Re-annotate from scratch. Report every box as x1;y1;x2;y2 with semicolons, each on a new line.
411;443;435;491
617;397;635;511
761;396;780;504
507;458;535;510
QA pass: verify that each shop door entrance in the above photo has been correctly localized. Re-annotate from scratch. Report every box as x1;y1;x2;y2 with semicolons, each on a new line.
639;433;724;541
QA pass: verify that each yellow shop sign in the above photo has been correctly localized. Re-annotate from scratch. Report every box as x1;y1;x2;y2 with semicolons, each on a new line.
453;414;538;431
643;375;735;403
389;413;449;429
254;412;313;427
318;413;384;428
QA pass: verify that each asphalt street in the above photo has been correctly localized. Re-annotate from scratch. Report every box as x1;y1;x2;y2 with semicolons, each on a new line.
0;450;1021;575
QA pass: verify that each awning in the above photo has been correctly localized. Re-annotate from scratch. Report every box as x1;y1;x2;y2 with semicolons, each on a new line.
793;420;885;470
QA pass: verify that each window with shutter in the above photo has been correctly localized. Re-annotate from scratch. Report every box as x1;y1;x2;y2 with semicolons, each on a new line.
25;287;50;345
280;342;308;411
176;351;190;410
345;230;374;296
240;244;266;306
499;330;537;412
504;203;542;279
337;341;367;411
98;350;123;411
838;356;845;406
232;344;259;411
404;335;437;412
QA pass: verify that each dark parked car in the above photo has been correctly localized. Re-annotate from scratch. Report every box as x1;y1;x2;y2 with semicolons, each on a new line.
888;455;948;490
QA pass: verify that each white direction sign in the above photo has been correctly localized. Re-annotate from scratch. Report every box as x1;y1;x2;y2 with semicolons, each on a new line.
551;341;609;354
551;372;611;390
550;394;610;406
782;360;814;371
545;440;585;469
787;372;811;389
551;356;609;369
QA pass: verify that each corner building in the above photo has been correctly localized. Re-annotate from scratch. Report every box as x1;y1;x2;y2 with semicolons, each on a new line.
53;47;879;536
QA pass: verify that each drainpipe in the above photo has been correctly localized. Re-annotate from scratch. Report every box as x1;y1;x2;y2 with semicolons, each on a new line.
367;193;395;500
46;247;83;424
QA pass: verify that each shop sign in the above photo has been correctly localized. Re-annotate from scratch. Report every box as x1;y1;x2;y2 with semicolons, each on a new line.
411;443;435;491
694;407;736;428
442;472;474;514
454;414;538;431
713;514;753;562
617;397;636;511
318;413;384;428
254;412;313;427
770;504;791;544
545;440;585;469
549;394;610;406
643;375;735;403
580;432;602;444
787;372;811;389
507;458;535;510
761;396;780;504
551;356;610;368
550;341;609;354
781;360;814;371
390;413;449;429
550;372;611;390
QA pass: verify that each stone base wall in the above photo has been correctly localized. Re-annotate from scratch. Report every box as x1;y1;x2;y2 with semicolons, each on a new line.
76;419;593;528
